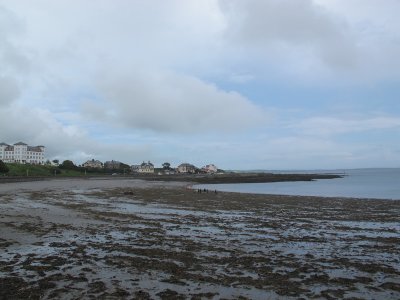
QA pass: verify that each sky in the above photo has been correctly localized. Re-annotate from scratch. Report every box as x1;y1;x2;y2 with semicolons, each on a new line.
0;0;399;170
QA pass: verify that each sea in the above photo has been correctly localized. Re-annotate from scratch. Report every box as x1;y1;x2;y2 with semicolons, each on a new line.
197;168;400;200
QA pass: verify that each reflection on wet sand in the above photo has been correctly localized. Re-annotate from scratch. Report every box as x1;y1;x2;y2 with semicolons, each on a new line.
0;179;399;299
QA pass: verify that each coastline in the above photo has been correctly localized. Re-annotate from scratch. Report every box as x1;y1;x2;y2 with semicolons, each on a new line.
0;171;342;184
2;174;394;203
0;179;399;299
193;169;400;201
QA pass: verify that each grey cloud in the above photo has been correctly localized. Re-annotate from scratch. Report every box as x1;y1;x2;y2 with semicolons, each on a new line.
95;70;266;133
219;0;400;82
0;76;19;106
0;5;28;70
221;0;335;42
220;0;358;70
0;5;23;41
0;5;28;106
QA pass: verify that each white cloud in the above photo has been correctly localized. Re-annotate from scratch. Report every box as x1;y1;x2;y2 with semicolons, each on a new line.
0;104;151;164
94;69;266;133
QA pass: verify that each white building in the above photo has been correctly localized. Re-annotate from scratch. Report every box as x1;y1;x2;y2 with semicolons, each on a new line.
83;159;103;169
177;163;198;174
202;164;218;174
0;142;45;164
138;161;154;173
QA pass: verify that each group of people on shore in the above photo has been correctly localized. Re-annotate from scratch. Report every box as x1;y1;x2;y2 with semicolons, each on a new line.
196;188;217;194
186;185;218;194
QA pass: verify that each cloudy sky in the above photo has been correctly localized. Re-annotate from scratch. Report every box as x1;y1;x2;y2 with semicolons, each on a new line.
1;0;399;170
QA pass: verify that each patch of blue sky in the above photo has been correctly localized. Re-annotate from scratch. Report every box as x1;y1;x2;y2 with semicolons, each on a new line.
334;129;399;144
214;77;400;116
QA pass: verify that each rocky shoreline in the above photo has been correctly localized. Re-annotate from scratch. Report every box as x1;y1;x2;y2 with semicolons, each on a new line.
0;179;399;299
133;172;343;184
0;171;342;185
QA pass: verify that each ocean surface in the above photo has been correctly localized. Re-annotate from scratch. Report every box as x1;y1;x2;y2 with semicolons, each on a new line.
197;168;400;200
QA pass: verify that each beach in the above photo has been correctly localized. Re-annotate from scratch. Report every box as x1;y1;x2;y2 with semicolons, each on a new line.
0;178;399;299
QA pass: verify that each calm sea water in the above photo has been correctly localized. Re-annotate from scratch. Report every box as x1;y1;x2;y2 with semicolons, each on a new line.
198;168;400;200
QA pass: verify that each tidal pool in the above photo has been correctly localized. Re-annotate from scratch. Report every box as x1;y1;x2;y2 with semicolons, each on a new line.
0;179;399;299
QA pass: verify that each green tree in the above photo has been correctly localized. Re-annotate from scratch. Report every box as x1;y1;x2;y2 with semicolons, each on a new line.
0;160;9;174
119;163;130;173
59;160;77;170
120;163;130;169
52;159;59;165
162;162;171;170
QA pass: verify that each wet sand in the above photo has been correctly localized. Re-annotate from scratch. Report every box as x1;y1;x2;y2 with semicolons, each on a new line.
0;178;399;299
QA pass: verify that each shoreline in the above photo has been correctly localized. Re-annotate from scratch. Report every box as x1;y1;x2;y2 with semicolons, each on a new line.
192;187;400;202
0;171;342;184
191;183;400;201
1;176;397;202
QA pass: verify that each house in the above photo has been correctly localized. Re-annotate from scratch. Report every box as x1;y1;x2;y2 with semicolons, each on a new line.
202;164;218;174
104;160;122;170
0;142;45;164
138;161;154;173
83;159;103;169
131;165;140;173
177;163;198;174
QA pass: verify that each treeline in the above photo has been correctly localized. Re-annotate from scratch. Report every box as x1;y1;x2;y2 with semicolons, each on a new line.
0;160;130;177
58;160;131;174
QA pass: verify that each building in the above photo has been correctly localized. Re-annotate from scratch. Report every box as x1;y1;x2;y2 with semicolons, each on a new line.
202;164;218;174
83;159;103;169
0;142;45;164
131;165;140;173
104;160;122;170
138;161;154;173
177;163;198;174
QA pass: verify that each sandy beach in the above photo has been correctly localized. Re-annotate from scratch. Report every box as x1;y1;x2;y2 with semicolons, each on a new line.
0;178;399;299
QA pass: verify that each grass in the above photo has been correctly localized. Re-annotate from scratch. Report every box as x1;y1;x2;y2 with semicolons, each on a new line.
4;163;88;177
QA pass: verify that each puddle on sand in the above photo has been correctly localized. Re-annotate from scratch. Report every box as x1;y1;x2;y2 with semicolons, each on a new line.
0;186;399;299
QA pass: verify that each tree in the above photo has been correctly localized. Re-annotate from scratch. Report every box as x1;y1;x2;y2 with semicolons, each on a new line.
119;163;131;175
119;163;129;169
59;160;77;170
52;159;59;165
0;160;9;174
162;162;171;170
